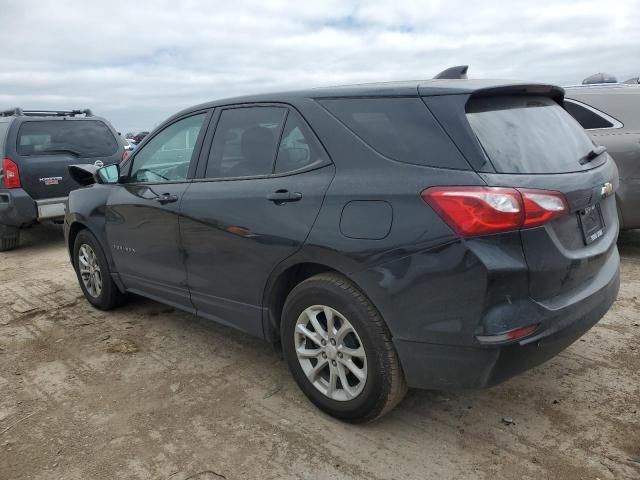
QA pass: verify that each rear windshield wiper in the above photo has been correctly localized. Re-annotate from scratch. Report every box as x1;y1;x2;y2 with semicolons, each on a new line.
39;148;82;157
579;146;607;165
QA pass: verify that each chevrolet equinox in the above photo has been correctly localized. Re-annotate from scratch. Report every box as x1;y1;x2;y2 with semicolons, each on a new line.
65;74;620;422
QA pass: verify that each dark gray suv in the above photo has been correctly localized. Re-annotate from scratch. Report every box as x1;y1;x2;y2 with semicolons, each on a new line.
64;77;620;422
0;108;124;250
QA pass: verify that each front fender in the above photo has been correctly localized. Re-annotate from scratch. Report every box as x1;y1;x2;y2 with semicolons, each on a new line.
65;185;117;273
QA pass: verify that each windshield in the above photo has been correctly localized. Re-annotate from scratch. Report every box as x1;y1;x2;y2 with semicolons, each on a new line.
466;95;599;174
17;120;119;158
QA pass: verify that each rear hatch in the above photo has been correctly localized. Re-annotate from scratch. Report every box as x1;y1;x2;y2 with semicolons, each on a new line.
464;94;619;301
12;118;122;199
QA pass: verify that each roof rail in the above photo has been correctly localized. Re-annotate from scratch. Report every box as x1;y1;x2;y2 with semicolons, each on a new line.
434;65;469;80
0;108;94;118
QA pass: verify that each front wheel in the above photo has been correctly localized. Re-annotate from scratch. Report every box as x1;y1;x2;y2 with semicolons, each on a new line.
73;229;125;310
281;273;407;423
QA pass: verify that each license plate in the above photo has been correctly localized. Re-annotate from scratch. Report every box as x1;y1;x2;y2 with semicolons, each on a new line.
578;203;605;245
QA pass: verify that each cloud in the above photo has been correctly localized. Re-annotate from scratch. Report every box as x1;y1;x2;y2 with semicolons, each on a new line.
0;0;638;132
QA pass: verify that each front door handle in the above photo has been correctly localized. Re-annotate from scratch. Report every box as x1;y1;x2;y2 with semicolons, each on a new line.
156;193;179;204
266;190;302;204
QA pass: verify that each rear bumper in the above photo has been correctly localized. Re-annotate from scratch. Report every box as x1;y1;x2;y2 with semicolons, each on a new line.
394;249;620;390
0;188;37;226
0;189;67;225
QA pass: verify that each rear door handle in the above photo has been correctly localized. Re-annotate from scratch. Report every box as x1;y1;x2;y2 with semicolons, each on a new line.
156;193;179;204
266;190;302;204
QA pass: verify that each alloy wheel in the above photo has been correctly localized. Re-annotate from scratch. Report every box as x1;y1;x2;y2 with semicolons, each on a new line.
78;244;102;298
294;305;368;401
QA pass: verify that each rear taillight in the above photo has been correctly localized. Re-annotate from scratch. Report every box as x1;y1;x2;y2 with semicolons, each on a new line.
2;158;21;189
421;186;568;238
121;150;130;161
519;189;568;228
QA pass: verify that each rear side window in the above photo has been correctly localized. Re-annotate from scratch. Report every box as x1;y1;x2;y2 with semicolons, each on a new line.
466;96;598;174
319;97;469;169
205;107;286;178
16;120;119;157
564;100;615;129
274;110;327;174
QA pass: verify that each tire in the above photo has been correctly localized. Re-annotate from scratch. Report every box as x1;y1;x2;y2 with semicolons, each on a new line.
0;225;19;252
73;229;125;310
281;272;407;423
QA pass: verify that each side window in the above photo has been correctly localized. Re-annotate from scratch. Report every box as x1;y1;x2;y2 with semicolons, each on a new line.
274;110;327;174
129;113;206;183
205;107;286;178
564;100;615;129
319;97;468;169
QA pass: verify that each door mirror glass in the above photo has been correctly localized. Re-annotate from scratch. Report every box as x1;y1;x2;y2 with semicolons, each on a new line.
96;164;120;184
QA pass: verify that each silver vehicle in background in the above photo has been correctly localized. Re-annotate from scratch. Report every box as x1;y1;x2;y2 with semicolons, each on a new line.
564;83;640;230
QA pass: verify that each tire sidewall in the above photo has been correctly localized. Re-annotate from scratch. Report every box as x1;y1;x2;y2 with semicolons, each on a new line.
281;278;392;421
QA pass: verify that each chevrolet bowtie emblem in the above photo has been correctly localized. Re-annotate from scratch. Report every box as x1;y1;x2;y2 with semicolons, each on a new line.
601;182;614;198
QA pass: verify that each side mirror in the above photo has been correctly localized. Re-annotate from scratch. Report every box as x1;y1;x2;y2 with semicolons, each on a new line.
96;164;120;184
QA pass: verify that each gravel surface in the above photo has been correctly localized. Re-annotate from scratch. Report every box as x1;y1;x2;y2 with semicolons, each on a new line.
1;224;639;480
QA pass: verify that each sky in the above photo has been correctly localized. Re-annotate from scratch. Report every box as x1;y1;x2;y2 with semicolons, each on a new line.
0;0;639;133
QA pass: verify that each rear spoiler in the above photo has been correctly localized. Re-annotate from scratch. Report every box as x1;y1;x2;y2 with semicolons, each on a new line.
68;164;100;186
470;84;565;103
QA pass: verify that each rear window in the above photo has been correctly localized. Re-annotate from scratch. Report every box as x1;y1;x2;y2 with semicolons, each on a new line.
17;120;119;158
466;96;598;174
319;97;469;169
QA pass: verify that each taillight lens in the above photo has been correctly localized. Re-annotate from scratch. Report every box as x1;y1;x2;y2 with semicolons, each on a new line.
2;158;21;189
421;186;568;238
519;189;568;228
121;150;130;161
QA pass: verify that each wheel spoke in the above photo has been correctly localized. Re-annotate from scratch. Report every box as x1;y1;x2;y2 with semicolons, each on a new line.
307;358;328;381
295;324;323;347
336;363;355;399
296;345;322;359
326;364;338;397
306;308;327;338
324;306;336;338
339;345;365;359
339;357;366;381
93;272;102;290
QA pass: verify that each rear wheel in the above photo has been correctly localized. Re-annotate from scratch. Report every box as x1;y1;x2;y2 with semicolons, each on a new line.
0;225;19;252
281;272;407;423
73;229;125;310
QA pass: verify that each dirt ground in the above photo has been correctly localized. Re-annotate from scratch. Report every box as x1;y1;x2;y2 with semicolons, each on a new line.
0;224;639;480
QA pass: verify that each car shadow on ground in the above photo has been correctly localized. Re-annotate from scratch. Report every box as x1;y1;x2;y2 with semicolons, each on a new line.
618;228;640;257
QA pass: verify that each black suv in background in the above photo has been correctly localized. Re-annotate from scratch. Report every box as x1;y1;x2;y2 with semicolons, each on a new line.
0;108;124;250
65;77;620;422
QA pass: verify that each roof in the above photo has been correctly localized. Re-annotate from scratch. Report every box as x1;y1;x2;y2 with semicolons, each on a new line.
177;78;564;119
